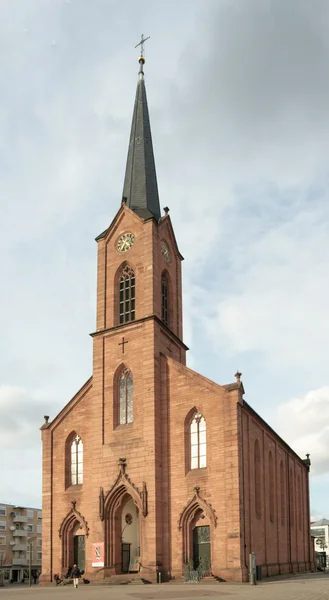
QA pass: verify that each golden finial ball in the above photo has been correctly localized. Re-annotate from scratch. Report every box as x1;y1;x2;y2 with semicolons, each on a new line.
139;56;145;64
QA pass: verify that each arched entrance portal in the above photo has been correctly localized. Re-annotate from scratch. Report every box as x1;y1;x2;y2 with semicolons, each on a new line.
103;459;146;576
59;502;89;573
179;487;217;574
105;491;140;574
121;498;140;573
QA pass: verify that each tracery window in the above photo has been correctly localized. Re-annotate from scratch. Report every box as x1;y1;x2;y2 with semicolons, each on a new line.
119;265;135;324
190;413;206;469
161;275;168;325
71;434;83;485
119;370;133;425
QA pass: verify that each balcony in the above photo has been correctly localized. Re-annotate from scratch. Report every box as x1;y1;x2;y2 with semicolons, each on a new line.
12;558;27;566
13;530;27;537
12;515;27;524
13;544;27;552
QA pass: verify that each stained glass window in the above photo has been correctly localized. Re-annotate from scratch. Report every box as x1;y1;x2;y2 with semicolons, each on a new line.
190;413;206;470
119;266;135;324
161;275;168;325
119;370;133;425
71;435;83;485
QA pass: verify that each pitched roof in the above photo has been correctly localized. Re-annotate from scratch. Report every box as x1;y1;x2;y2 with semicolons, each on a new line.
122;66;161;222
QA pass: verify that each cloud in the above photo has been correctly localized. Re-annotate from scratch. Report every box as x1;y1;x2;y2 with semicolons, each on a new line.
0;386;55;507
1;0;329;516
276;387;329;476
172;0;329;184
203;188;329;373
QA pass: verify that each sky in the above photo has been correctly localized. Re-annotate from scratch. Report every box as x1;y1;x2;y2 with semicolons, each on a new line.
0;0;329;518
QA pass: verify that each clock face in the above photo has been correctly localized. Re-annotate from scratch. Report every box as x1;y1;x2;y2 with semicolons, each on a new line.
161;240;171;263
117;233;135;252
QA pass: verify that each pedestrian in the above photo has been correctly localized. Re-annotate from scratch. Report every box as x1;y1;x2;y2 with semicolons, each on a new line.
71;564;81;588
54;573;62;585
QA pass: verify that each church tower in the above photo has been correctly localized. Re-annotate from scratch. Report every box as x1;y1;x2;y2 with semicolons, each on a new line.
88;51;187;580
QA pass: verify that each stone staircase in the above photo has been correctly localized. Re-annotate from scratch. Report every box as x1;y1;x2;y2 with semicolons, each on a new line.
201;574;225;584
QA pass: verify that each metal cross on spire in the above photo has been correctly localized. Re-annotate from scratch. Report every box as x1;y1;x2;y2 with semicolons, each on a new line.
134;33;150;58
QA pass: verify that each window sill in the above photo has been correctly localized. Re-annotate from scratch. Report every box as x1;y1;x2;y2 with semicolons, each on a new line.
114;423;134;431
186;467;208;476
65;484;83;492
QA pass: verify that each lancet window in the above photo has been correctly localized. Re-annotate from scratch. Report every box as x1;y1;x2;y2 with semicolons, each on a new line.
161;275;169;325
119;369;133;425
190;412;207;469
119;265;135;324
71;434;83;486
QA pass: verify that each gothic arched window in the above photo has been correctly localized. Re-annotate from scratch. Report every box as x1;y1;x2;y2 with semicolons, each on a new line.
119;370;133;425
161;274;168;325
119;265;135;324
190;412;206;470
254;439;261;518
71;434;83;486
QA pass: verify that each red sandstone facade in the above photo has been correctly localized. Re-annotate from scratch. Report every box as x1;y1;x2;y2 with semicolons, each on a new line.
40;203;312;584
40;62;312;584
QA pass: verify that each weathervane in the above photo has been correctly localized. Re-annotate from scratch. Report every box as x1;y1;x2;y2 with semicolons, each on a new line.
134;33;150;59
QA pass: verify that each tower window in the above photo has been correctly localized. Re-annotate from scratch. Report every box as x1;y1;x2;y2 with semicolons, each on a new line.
119;370;133;425
190;412;206;469
161;275;168;325
71;434;83;486
119;265;135;324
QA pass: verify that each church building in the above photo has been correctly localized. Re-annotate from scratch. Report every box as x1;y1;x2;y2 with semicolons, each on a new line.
40;53;313;584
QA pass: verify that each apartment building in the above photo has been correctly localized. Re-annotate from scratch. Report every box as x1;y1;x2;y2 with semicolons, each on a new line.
0;503;42;583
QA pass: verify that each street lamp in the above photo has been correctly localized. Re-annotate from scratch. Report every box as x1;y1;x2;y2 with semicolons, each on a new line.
26;536;36;587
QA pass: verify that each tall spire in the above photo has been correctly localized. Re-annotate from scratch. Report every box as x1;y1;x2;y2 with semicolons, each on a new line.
122;40;161;221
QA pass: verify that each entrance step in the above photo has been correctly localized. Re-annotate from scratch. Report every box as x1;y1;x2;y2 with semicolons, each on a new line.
201;574;225;583
97;574;144;585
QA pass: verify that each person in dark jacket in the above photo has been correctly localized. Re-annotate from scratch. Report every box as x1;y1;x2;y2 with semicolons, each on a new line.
71;564;81;588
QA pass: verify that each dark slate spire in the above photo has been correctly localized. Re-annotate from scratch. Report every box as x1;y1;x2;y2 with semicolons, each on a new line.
122;55;161;221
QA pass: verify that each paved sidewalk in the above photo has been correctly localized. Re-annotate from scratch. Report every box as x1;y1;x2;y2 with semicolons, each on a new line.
1;572;329;600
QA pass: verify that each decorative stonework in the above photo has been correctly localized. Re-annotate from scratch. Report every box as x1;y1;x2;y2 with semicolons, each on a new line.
104;458;148;518
58;500;89;538
99;487;105;522
178;486;217;531
178;486;217;564
102;459;148;568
